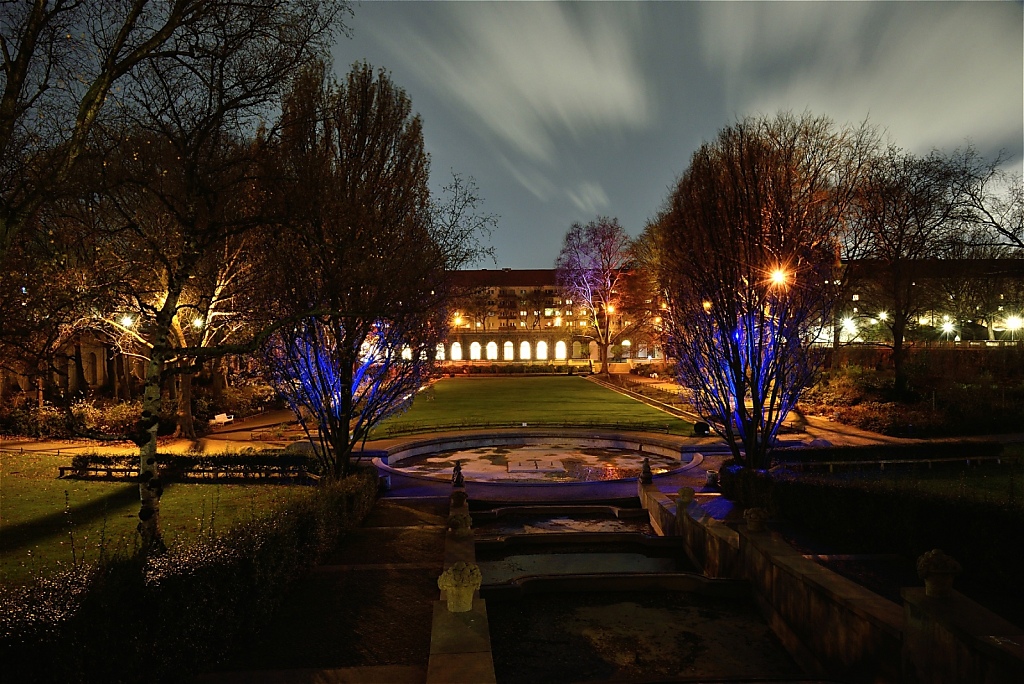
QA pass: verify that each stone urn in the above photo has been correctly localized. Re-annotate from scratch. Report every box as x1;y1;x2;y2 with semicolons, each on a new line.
450;490;468;508
438;562;482;613
917;549;962;597
705;470;719;487
677;487;695;506
447;511;473;538
743;507;768;532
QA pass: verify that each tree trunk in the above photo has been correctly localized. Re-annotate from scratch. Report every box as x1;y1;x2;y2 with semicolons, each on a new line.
135;291;182;556
174;368;196;439
211;357;227;400
136;344;167;555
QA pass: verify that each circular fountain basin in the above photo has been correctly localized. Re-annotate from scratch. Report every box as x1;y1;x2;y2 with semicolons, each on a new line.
374;432;699;484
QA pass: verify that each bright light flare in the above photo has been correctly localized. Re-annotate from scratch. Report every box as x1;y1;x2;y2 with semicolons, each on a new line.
877;311;888;322
842;317;857;333
1007;315;1022;331
120;315;134;328
941;321;955;335
770;269;787;286
192;317;204;329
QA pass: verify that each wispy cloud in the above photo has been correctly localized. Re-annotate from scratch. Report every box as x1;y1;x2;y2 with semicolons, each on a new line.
566;181;610;215
698;3;1023;160
371;3;653;164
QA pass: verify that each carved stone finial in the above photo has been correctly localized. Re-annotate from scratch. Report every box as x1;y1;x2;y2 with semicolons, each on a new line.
917;549;962;597
640;457;653;484
438;562;482;613
677;487;695;505
743;507;769;532
451;460;464;488
447;511;473;538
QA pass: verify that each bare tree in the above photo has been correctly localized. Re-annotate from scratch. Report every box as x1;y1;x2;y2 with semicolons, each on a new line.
657;113;868;469
0;1;218;266
555;216;633;375
852;146;971;396
85;1;344;554
266;61;488;477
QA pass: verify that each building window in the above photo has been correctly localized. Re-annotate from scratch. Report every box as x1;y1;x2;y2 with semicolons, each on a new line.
470;342;482;360
503;341;514;360
519;341;531;360
486;341;498;360
555;340;567;360
450;342;462;361
536;340;548;360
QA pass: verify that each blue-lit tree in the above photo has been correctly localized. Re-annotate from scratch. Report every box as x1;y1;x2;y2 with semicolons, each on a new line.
266;315;442;477
655;113;873;469
264;62;490;477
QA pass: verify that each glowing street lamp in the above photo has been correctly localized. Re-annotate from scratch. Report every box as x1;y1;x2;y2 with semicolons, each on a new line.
1005;315;1021;340
192;317;204;329
941;321;955;338
770;268;788;286
877;311;888;322
120;315;134;328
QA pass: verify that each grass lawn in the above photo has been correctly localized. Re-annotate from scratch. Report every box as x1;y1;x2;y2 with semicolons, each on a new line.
0;448;312;585
374;375;694;437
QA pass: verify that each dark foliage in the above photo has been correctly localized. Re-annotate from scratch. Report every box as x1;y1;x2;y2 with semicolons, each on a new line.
0;470;377;683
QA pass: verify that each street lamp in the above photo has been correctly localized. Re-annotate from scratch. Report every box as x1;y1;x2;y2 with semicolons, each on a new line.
770;268;787;286
1006;315;1021;340
120;315;134;328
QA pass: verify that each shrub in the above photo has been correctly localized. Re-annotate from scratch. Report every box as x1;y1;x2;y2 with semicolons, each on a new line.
0;469;378;683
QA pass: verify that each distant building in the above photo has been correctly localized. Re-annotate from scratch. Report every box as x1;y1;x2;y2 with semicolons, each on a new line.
443;268;664;365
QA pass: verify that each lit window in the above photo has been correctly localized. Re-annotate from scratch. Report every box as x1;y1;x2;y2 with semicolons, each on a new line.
503;341;514;360
536;341;548;360
520;341;531;359
486;341;498;360
554;340;567;360
470;342;481;360
852;294;859;301
451;342;462;361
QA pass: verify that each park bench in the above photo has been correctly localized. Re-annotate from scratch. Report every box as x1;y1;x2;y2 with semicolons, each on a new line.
212;413;235;426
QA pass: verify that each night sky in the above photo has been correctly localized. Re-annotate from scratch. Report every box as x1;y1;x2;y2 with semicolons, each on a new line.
331;1;1024;269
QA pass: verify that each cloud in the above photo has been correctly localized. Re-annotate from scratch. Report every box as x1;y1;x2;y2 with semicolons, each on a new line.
566;181;610;215
698;3;1023;159
370;3;653;164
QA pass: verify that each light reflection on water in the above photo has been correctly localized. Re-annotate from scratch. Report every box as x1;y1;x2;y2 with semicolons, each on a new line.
391;444;678;482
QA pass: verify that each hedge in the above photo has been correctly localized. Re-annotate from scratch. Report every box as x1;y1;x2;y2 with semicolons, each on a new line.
0;468;378;683
67;449;324;479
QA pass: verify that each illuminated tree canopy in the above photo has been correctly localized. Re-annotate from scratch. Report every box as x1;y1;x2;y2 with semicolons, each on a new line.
656;113;872;469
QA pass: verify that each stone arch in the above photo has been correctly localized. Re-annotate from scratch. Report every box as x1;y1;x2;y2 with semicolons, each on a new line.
503;341;514;361
536;340;548;360
519;340;531;360
589;341;599;360
469;341;482;360
435;343;446;360
555;340;567;360
486;341;498;360
572;340;582;358
450;342;463;361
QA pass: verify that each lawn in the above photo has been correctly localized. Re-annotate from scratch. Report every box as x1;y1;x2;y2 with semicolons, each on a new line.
373;375;694;436
0;448;312;585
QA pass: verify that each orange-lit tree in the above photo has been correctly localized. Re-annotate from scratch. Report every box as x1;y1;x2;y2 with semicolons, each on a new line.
656;113;870;469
